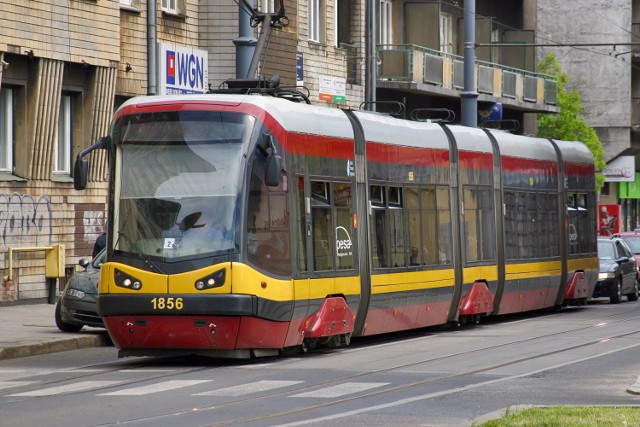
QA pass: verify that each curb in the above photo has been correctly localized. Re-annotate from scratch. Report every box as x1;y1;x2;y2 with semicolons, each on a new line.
0;333;113;361
628;375;640;395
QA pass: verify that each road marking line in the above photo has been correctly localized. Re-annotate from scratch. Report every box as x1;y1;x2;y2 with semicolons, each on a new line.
275;341;640;426
8;381;122;397
99;380;211;396
290;382;389;398
195;380;303;396
0;381;38;391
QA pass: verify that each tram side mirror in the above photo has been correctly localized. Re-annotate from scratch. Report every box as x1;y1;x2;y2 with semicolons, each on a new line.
260;133;281;187
73;136;111;191
265;154;282;187
73;156;89;190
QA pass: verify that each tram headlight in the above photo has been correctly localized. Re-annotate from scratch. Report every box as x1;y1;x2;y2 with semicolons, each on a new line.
114;269;143;291
194;269;225;291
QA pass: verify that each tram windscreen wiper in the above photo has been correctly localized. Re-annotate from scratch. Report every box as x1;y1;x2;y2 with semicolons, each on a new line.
116;231;165;274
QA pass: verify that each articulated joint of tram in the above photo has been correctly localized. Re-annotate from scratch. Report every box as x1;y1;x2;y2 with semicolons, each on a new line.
299;296;353;350
458;281;494;325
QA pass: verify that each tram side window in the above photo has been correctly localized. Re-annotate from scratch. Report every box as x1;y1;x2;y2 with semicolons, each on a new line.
587;192;597;253
463;186;495;262
504;191;517;259
406;188;422;266
333;182;355;270
505;190;533;260
312;181;335;271
421;188;439;265
436;187;452;264
567;192;591;255
388;187;407;268
546;193;560;257
505;190;559;260
370;185;387;269
576;193;590;254
246;158;291;276
295;176;307;273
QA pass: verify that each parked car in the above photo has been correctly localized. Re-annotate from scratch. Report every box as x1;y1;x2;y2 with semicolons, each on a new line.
613;231;640;256
594;237;639;304
55;248;105;332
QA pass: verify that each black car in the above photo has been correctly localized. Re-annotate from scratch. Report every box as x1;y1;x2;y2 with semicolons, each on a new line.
55;248;105;332
594;237;639;304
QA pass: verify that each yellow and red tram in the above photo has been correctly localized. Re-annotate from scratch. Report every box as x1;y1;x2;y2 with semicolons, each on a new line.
74;94;598;358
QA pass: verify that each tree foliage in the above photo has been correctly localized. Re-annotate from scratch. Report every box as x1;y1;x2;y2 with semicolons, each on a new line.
536;52;605;188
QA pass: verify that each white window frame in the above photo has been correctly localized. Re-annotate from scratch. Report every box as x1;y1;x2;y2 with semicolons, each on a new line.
55;94;72;174
440;12;453;53
161;0;178;14
0;87;13;173
309;0;321;42
120;0;132;5
379;0;393;45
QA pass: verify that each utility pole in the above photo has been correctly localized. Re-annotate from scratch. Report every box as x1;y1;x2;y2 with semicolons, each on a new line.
365;0;377;110
461;0;478;127
233;0;257;79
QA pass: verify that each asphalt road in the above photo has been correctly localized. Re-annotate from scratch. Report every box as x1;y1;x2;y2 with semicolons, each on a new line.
2;298;640;427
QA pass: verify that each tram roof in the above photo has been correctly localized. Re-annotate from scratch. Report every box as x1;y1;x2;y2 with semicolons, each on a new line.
352;110;449;150
488;129;558;162
551;138;595;165
118;94;355;140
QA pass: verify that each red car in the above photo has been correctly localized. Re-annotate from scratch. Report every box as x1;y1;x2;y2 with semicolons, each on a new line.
614;231;640;256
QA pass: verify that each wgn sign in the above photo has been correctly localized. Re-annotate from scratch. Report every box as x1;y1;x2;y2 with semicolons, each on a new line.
158;43;208;95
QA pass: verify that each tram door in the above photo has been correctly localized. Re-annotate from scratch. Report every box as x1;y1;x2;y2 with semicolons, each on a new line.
294;176;358;308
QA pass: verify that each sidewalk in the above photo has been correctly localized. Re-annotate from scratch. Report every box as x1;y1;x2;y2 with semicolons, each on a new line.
0;303;111;361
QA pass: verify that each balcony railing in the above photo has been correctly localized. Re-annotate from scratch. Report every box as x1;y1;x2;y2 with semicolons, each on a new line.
378;44;558;106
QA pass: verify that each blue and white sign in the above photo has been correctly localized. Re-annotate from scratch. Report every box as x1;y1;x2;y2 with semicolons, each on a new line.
158;43;208;95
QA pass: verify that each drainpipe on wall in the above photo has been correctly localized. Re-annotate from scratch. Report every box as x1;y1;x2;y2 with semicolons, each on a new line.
147;0;157;95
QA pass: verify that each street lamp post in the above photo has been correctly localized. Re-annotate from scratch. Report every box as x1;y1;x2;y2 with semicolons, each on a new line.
461;0;478;127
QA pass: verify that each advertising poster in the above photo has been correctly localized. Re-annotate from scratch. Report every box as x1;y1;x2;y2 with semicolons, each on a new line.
599;204;621;236
158;43;208;95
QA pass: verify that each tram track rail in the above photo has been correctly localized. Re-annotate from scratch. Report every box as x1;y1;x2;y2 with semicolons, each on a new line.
3;304;640;426
85;307;640;426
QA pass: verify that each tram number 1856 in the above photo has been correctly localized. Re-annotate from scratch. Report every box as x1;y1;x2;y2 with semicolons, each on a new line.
151;297;184;310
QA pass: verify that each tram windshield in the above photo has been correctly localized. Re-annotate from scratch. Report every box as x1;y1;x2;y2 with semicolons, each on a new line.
112;110;255;262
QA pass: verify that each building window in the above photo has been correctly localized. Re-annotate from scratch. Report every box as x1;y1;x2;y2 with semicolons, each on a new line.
120;0;141;8
335;0;352;47
55;94;72;174
161;0;177;13
309;0;325;43
161;0;185;15
0;87;14;173
440;12;452;53
379;0;393;44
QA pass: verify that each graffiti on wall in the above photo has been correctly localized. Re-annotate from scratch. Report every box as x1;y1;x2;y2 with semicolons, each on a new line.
0;192;52;247
73;203;107;255
83;210;105;243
